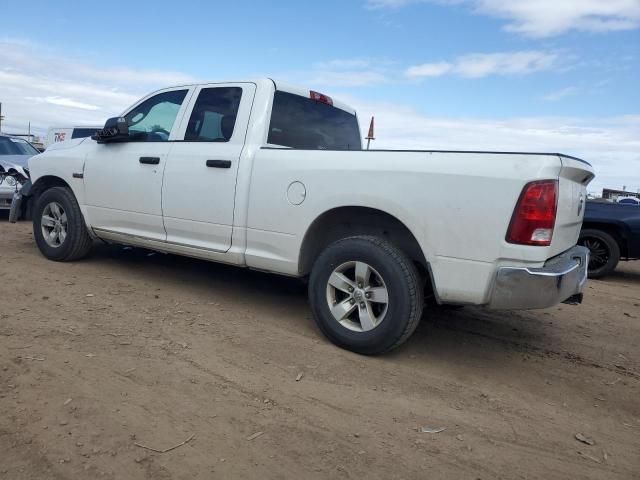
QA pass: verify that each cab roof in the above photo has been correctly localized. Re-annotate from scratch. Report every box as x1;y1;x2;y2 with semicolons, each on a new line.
159;78;357;115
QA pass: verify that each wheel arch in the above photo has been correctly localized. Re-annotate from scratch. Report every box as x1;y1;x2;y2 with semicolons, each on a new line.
298;205;431;284
22;176;75;220
581;222;628;258
31;175;73;197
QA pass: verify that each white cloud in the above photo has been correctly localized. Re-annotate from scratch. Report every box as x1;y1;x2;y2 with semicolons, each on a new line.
0;40;197;134
475;0;640;37
405;62;452;77
308;70;388;87
343;95;640;194
366;0;640;37
406;51;557;78
542;86;580;101
303;58;389;87
314;59;374;70
38;96;101;111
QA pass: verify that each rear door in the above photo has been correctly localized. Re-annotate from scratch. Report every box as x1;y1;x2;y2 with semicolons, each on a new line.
162;82;255;252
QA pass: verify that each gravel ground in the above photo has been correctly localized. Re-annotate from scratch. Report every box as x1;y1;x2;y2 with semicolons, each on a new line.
1;217;639;479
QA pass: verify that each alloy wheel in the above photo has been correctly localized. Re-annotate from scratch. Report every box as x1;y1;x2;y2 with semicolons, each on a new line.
326;261;389;332
41;202;68;248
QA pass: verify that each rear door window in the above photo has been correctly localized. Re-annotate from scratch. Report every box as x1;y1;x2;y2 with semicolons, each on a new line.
183;87;243;142
268;91;361;150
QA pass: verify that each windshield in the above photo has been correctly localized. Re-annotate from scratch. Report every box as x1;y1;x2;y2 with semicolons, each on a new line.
0;136;39;156
268;91;361;150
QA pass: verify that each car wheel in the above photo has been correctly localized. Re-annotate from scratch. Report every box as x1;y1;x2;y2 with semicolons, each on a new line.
33;187;93;261
309;235;424;355
578;229;620;279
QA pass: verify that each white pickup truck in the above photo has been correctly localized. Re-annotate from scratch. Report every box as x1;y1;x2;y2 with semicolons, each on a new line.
10;78;593;354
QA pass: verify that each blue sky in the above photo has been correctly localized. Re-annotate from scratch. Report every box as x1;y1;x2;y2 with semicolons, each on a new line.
1;0;639;192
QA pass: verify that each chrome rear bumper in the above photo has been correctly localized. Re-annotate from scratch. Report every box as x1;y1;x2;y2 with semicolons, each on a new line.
489;245;589;310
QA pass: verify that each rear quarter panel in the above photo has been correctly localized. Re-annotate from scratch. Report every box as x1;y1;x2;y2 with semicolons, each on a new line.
555;156;593;256
246;149;571;303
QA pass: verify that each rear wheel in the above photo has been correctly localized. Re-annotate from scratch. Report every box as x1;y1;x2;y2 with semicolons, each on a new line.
33;187;93;261
309;235;424;355
578;228;620;279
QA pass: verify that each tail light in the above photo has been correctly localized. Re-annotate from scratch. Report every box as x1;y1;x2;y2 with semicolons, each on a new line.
310;91;333;106
506;180;558;246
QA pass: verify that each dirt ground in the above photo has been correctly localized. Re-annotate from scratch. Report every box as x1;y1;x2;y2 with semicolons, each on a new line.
1;216;639;480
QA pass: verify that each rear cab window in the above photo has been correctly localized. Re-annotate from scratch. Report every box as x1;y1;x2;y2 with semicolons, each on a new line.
268;90;362;150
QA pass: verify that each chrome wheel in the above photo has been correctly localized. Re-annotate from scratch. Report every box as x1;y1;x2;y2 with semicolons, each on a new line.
41;202;67;248
326;261;389;332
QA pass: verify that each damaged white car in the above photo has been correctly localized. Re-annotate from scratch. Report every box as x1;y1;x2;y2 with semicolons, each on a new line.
0;135;35;210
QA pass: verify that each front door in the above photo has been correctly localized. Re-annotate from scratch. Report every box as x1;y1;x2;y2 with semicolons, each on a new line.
84;87;192;240
161;83;255;252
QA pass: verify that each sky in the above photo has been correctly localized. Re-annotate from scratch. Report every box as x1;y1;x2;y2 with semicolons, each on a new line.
1;0;639;194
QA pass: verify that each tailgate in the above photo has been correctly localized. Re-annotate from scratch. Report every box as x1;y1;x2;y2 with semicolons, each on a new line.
552;155;595;256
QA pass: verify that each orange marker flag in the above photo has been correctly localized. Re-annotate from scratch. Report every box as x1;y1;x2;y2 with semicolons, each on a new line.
366;116;375;140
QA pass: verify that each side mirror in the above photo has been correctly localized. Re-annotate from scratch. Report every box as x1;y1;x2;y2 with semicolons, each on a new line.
91;117;129;143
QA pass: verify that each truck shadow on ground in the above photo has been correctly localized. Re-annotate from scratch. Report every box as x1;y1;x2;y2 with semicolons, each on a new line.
88;243;550;362
7;229;569;369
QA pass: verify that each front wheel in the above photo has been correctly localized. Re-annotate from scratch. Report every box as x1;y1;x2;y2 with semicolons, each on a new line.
308;235;424;355
33;187;93;262
578;228;620;279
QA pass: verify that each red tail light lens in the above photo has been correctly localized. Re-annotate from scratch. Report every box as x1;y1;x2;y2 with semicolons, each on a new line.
506;180;558;246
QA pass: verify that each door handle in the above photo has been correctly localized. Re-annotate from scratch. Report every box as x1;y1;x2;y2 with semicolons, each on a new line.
206;160;232;169
139;157;160;165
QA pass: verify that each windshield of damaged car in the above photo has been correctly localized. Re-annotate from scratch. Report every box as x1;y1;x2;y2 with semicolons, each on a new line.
0;136;39;155
124;90;188;142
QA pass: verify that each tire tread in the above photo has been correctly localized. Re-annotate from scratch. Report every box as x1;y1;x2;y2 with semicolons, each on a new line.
310;235;424;354
34;187;92;262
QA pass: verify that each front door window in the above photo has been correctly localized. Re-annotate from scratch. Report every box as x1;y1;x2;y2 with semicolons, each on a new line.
125;90;188;142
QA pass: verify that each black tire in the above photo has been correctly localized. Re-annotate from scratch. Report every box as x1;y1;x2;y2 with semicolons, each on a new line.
308;235;424;355
578;228;620;279
33;187;93;262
